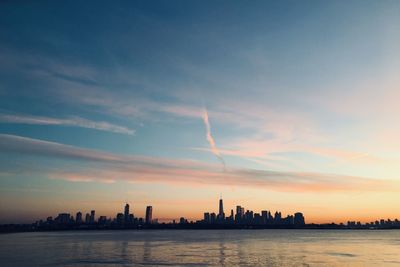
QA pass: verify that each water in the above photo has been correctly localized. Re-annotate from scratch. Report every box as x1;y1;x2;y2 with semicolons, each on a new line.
1;229;400;266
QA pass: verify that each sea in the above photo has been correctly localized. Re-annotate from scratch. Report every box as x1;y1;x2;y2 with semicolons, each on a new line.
1;229;400;266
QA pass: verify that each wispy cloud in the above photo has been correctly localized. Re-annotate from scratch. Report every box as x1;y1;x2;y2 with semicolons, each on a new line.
3;48;399;175
1;134;399;193
0;114;135;135
202;109;226;170
0;134;122;162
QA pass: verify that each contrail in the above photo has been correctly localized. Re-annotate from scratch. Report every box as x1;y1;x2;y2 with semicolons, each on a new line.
202;109;226;170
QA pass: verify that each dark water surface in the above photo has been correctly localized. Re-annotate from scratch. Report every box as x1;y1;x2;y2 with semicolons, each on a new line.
1;229;400;266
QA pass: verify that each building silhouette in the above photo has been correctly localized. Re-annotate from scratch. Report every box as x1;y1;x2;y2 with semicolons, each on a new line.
145;206;153;224
204;212;210;224
116;213;124;225
76;212;82;224
294;212;305;225
98;216;107;225
218;198;225;221
124;204;130;224
90;210;95;224
55;213;70;224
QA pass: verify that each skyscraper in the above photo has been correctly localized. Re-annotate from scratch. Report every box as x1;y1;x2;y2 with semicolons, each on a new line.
124;203;129;224
90;210;95;224
218;198;225;220
145;206;153;224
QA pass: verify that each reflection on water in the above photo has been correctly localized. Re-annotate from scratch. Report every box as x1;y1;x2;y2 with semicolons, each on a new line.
1;229;400;266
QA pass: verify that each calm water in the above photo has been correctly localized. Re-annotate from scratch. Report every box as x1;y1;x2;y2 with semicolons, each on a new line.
1;229;400;266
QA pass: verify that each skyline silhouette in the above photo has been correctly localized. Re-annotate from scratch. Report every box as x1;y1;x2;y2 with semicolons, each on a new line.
2;197;400;233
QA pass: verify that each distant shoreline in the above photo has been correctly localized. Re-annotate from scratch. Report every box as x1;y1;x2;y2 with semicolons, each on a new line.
2;224;400;234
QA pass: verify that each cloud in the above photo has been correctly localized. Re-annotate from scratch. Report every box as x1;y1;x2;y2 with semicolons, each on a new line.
0;114;135;135
1;134;399;193
0;134;122;162
2;49;399;176
202;109;226;169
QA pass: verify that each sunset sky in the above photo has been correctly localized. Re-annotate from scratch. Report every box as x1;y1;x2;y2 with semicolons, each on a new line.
1;1;400;224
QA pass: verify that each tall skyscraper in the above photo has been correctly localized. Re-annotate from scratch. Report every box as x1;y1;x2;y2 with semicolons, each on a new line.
90;210;95;224
145;206;153;224
218;198;225;220
124;203;129;223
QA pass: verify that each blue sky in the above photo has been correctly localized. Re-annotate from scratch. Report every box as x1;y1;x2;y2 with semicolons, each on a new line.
1;1;400;223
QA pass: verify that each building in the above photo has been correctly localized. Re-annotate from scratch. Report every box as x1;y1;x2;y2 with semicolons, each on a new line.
229;209;234;221
218;198;225;221
286;215;294;225
261;210;268;224
254;213;262;224
55;213;70;224
85;213;90;224
204;212;210;224
179;217;186;224
98;216;107;225
294;212;305;226
76;212;83;224
235;206;244;223
145;206;153;224
274;211;281;224
210;212;216;224
245;210;254;223
90;210;95;224
124;203;130;224
116;213;124;225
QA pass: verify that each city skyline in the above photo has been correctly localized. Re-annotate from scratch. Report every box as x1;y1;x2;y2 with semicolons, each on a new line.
4;198;400;233
1;1;400;224
4;197;400;229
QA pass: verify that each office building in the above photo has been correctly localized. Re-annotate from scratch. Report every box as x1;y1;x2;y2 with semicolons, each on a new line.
294;212;305;225
204;212;210;224
90;210;95;223
76;212;83;224
124;203;129;224
218;198;225;221
145;206;153;224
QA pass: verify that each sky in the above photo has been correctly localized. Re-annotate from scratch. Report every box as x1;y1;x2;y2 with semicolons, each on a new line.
1;0;400;224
